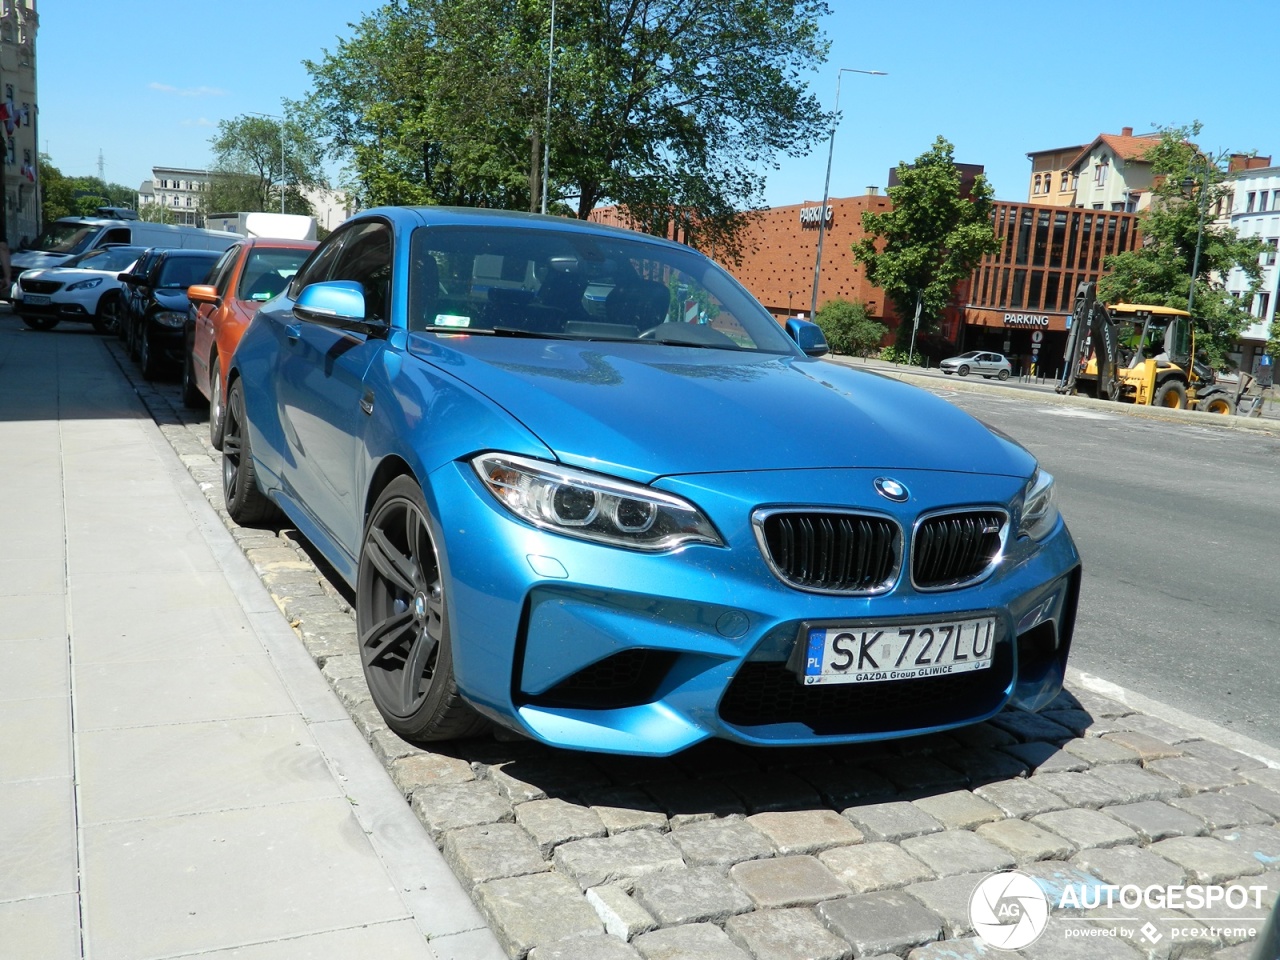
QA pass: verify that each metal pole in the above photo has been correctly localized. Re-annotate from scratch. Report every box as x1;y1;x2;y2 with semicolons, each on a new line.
1187;161;1210;315
280;120;286;214
540;0;556;215
809;68;885;321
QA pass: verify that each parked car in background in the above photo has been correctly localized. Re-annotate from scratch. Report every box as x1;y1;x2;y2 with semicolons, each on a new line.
940;350;1012;380
183;237;318;447
222;206;1080;757
12;244;147;333
9;215;240;276
117;249;222;380
117;247;168;351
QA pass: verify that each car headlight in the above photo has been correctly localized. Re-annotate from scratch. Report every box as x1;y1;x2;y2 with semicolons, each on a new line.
473;453;724;552
1018;468;1059;541
153;310;186;329
66;277;104;292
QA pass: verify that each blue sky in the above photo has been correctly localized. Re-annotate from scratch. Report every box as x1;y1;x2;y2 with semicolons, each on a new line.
36;0;1278;210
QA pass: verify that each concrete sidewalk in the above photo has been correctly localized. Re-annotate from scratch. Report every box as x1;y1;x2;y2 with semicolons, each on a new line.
0;315;504;959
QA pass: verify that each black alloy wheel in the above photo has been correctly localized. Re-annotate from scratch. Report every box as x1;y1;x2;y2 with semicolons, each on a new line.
221;379;275;525
356;477;487;742
94;293;125;335
139;329;161;380
180;344;204;407
209;361;227;449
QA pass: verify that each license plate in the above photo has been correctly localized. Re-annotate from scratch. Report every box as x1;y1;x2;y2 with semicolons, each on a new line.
798;615;996;685
24;294;50;305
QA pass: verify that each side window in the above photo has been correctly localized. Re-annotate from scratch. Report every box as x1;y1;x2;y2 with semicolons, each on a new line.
209;245;241;297
327;221;393;321
288;230;346;298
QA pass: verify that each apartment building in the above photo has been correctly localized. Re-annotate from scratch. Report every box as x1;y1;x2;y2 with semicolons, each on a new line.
136;166;209;226
1223;160;1279;379
1026;127;1162;213
0;0;39;245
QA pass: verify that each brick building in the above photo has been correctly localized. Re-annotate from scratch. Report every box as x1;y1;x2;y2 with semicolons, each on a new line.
962;202;1140;376
590;190;899;327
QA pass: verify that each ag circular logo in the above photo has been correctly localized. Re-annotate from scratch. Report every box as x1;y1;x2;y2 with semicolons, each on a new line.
969;870;1049;949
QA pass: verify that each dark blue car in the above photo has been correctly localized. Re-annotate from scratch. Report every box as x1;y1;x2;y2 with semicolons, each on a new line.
122;248;223;380
223;206;1080;756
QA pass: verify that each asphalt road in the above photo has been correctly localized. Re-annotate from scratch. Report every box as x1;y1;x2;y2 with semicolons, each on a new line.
922;380;1280;750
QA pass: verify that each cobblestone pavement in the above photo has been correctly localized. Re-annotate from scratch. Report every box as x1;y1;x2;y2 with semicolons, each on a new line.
116;343;1280;960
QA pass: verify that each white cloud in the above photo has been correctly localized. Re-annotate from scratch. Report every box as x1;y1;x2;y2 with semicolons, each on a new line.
149;83;228;97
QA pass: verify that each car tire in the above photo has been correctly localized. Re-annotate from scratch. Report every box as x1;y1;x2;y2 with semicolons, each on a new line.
128;318;142;360
942;370;953;375
221;378;277;525
21;315;58;331
1197;392;1235;415
209;360;227;450
356;476;489;743
1153;380;1187;409
998;369;1010;381
957;364;970;377
181;344;205;408
139;329;162;381
94;293;125;335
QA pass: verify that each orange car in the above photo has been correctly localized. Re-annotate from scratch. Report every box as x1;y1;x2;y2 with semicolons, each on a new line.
183;237;317;447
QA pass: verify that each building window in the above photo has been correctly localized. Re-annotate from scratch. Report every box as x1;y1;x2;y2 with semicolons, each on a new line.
1246;192;1256;212
1259;291;1271;319
1094;159;1109;186
1264;239;1278;266
1060;172;1070;192
1273;190;1280;209
1260;192;1271;213
1033;175;1042;195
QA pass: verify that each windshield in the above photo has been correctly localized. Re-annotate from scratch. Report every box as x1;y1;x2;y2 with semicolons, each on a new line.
64;246;147;272
156;255;219;289
29;222;100;256
408;226;796;353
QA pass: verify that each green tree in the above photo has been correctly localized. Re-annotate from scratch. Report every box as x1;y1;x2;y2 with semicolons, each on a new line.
208;114;324;216
853;136;1002;350
137;202;176;224
815;298;885;357
1096;122;1264;367
300;0;832;260
35;157;136;225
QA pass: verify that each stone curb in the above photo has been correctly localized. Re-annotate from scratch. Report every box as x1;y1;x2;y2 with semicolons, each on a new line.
113;340;1279;960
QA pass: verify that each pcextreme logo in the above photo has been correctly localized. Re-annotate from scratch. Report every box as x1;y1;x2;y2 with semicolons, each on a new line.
969;870;1050;949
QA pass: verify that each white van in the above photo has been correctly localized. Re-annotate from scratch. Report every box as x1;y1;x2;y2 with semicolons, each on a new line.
10;217;243;273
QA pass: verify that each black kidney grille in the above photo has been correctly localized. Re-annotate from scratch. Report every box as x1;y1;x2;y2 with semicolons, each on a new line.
913;511;1005;588
760;512;897;593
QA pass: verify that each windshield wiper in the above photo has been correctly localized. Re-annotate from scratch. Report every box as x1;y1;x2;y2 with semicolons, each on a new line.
635;337;737;350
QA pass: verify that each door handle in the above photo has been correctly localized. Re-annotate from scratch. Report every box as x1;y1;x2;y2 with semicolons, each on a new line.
360;389;375;416
285;323;301;342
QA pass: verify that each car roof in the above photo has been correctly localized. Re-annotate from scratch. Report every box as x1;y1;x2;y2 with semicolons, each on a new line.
357;205;710;258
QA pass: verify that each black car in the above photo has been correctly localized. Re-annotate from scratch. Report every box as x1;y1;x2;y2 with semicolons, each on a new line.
118;249;221;379
117;247;167;352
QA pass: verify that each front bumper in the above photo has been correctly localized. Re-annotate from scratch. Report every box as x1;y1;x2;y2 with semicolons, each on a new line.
426;460;1081;756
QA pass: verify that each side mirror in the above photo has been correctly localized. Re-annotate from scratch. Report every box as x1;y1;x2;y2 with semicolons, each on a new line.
293;280;388;337
785;317;829;357
187;283;218;305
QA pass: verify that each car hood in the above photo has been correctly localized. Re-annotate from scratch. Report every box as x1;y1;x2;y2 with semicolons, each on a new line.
153;289;192;311
20;267;121;283
407;336;1036;482
10;251;72;271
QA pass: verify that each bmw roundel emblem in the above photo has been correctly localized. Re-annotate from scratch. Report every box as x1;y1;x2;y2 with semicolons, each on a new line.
874;477;909;503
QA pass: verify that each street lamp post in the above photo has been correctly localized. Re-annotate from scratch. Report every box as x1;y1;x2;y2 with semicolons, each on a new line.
540;0;556;215
810;67;886;322
1182;162;1214;316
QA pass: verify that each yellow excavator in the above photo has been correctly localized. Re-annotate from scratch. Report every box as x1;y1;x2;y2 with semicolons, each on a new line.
1056;282;1261;416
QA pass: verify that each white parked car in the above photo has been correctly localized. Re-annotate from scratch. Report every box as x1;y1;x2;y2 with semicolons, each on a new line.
939;350;1012;380
13;244;147;334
